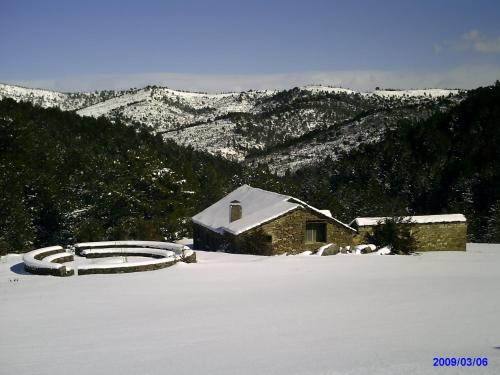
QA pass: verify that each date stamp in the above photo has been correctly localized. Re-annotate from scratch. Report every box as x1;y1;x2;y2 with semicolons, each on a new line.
433;357;488;367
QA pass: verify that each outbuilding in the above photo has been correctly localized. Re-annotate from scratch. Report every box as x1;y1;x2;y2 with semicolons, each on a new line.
349;214;467;251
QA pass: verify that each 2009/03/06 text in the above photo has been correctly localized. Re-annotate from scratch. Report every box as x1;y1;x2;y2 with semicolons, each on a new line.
433;357;488;367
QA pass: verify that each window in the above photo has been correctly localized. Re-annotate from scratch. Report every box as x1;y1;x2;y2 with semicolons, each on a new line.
265;235;273;243
305;222;326;243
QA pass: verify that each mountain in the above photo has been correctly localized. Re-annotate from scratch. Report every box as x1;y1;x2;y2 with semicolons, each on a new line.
290;82;500;242
0;83;123;110
0;83;465;172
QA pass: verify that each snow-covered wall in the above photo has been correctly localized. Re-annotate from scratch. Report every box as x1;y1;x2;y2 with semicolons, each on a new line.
22;246;74;276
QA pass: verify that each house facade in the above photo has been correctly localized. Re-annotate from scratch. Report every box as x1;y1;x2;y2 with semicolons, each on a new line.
350;214;467;251
192;185;357;255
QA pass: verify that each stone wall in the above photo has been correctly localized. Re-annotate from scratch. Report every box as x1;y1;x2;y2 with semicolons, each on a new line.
77;259;177;275
50;255;74;263
357;222;467;251
24;264;74;277
193;208;357;255
84;252;164;259
181;251;197;263
255;208;355;255
193;223;228;251
33;249;63;260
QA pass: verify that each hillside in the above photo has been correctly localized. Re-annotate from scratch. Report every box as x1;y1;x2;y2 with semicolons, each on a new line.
0;83;464;171
1;82;499;245
292;82;500;242
0;99;291;254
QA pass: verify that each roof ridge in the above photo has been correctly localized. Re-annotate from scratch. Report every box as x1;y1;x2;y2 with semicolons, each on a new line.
242;185;291;201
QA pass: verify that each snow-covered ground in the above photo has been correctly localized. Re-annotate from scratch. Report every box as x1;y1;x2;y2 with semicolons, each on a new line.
1;243;499;374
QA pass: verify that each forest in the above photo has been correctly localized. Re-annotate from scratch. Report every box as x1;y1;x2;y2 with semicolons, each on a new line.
293;82;500;242
1;82;499;253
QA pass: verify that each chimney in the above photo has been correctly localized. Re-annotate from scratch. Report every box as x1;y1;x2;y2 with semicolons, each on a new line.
229;200;242;222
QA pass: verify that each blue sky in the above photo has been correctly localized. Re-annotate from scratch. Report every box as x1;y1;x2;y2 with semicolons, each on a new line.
1;0;499;92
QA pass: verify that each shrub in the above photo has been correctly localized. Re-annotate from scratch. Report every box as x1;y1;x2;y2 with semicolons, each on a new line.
76;219;106;242
366;217;417;255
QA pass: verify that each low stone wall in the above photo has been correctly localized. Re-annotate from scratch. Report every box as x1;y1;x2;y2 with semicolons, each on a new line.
24;242;196;277
74;241;186;256
181;250;197;263
49;255;74;263
77;245;196;275
33;249;64;260
24;264;74;277
23;246;74;277
84;252;164;259
77;258;178;275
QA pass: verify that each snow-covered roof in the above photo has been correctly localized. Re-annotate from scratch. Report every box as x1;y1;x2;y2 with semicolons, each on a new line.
350;214;466;227
318;209;333;218
192;185;355;235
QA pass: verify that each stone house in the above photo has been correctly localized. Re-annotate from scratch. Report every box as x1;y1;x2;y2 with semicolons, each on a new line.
349;214;467;251
192;185;357;255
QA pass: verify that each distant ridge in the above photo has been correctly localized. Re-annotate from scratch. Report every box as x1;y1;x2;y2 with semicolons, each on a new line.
0;82;465;172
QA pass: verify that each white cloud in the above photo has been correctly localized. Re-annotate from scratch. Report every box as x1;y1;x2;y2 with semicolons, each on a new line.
437;29;500;54
4;65;500;93
461;29;500;53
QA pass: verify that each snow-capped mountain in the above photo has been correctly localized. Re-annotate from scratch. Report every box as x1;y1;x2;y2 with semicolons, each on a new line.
0;83;464;173
0;83;124;111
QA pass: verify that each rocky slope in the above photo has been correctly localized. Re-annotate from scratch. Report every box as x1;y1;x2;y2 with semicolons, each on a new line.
0;83;465;173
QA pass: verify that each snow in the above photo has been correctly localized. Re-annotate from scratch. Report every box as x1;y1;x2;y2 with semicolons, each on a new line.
175;237;194;247
318;209;332;218
193;185;299;235
76;86;277;131
0;83;121;111
354;244;377;254
370;88;460;98
76;89;151;118
377;246;392;255
355;244;377;251
315;243;334;256
22;257;63;270
302;85;357;95
80;247;176;258
74;240;188;253
22;246;65;270
301;85;460;99
23;245;64;258
296;250;313;256
301;86;460;99
192;185;351;235
0;83;71;109
351;214;467;227
1;243;499;374
42;252;73;263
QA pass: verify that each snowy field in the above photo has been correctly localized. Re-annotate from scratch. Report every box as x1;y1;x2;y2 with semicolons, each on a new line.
1;243;499;375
